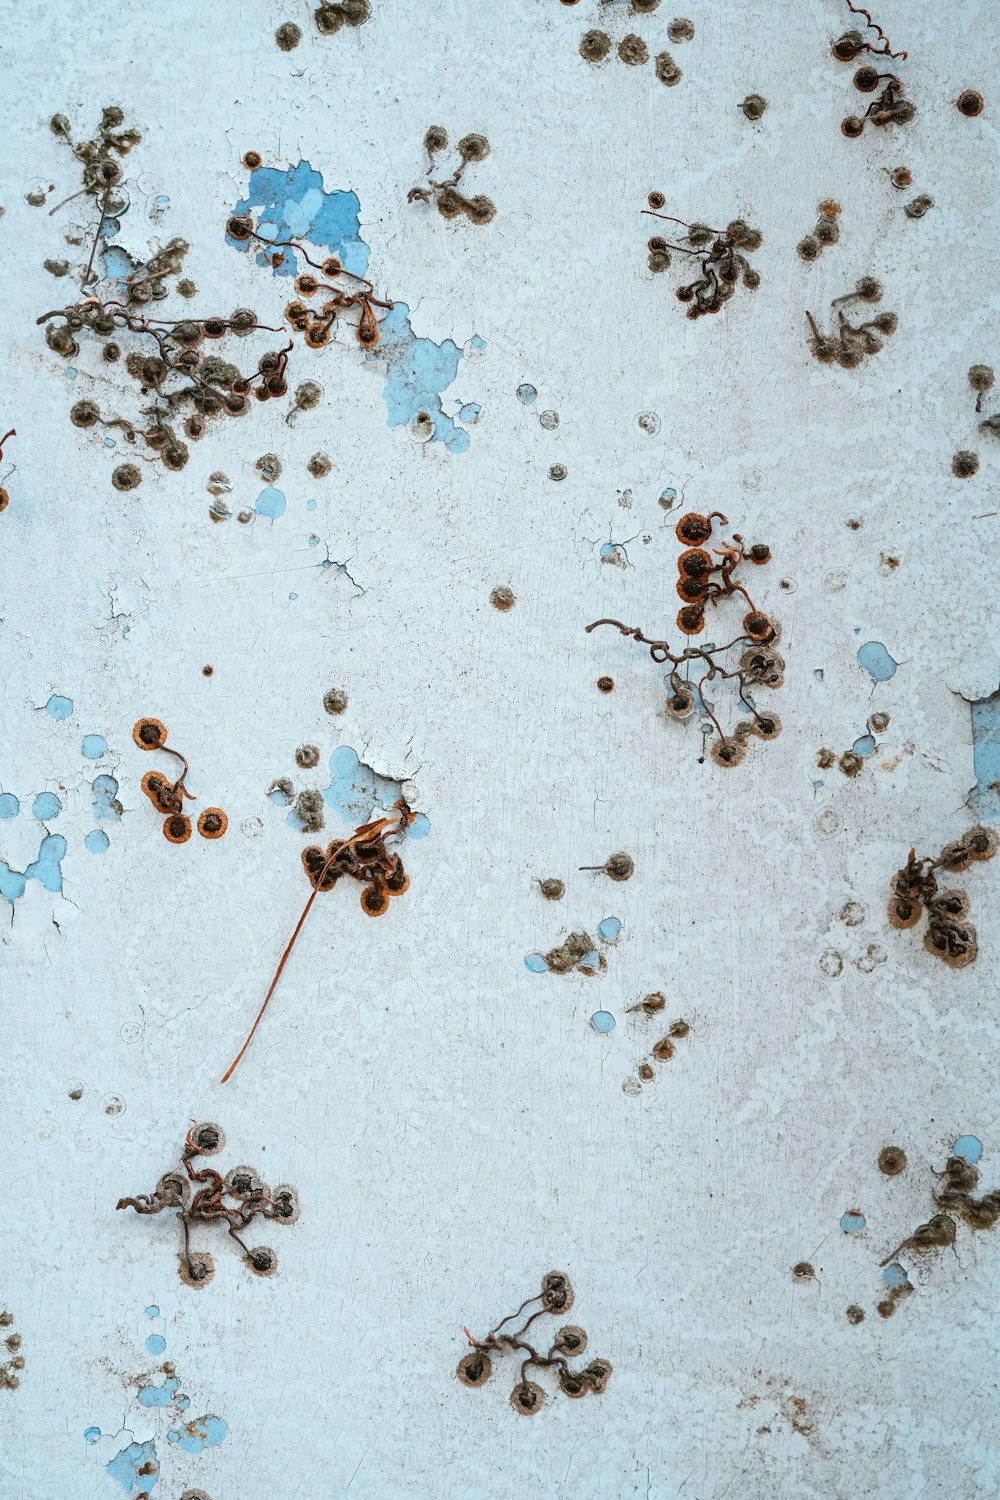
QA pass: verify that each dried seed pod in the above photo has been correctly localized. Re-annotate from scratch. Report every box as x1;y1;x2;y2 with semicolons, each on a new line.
878;1146;907;1176
197;808;228;840
887;896;920;930
179;1251;215;1288
510;1380;545;1415
133;717;167;750
541;1271;574;1313
710;737;744;768
163;813;192;844
580;30;612;62
965;825;998;861
360;884;390;916
245;1245;278;1277
457;1351;492;1387
582;1358;613;1394
552;1324;588;1356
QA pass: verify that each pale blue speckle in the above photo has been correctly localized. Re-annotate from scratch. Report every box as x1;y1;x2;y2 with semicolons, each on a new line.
168;1414;227;1453
92;774;121;823
306;498;317;512
145;1305;159;1318
66;368;78;381
459;402;481;423
0;834;68;905
882;1262;910;1288
81;734;107;759
288;592;298;601
145;1333;166;1356
45;694;73;719
138;1375;179;1408
85;829;110;854
469;334;486;350
597;916;622;941
104;436;116;447
307;533;320;547
590;1010;616;1033
659;487;677;506
857;641;898;681
230;162;368;278
969;689;1000;821
525;953;547;973
952;1134;982;1165
84;1427;101;1445
579;949;600;971
516;383;537;404
106;1438;158;1495
840;1210;866;1232
255;485;286;519
852;734;877;756
0;793;19;819
32;792;61;822
408;812;430;839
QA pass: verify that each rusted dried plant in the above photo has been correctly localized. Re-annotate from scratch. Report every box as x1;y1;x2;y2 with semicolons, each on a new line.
887;827;997;967
643;194;762;317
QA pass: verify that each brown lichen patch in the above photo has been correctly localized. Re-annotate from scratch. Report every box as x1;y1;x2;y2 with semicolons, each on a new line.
490;585;515;611
878;1145;907;1177
295;789;325;833
538;878;565;901
543;931;603;975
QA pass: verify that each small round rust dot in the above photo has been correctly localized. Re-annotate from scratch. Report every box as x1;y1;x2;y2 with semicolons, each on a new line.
539;878;565;901
242;150;263;170
597;675;614;693
490;585;515;612
846;1305;865;1324
957;90;984;117
878;1145;907;1176
792;1261;814;1282
202;665;213;677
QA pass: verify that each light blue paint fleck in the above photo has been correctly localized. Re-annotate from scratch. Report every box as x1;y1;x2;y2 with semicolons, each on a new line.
852;734;877;757
138;1375;180;1408
469;334;486;350
812;779;824;791
269;785;293;806
307;533;320;547
524;953;548;973
969;689;1000;821
45;694;73;719
323;745;406;825
102;245;138;282
81;734;107;759
285;807;305;830
106;1438;158;1495
459;402;482;423
306;498;317;512
92;774;121;823
0;833;68;905
84;1427;101;1445
597;916;622;941
408;812;430;839
840;1210;866;1233
0;794;19;819
288;592;298;600
145;1333;166;1356
65;368;78;381
579;949;601;972
374;301;472;454
882;1262;911;1288
167;1414;227;1454
32;792;61;822
952;1134;983;1165
857;642;897;681
600;541;623;561
104;436;116;448
516;383;537;404
590;1010;616;1033
230;161;369;278
85;829;110;854
659;487;677;506
145;1305;159;1318
255;485;286;519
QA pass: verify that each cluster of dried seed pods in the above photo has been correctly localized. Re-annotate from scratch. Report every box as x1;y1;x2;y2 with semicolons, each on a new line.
626;997;690;1086
831;6;911;138
0;428;14;514
458;1272;610;1415
133;718;228;844
587;511;782;767
887;827;997;968
407;127;495;225
797;200;842;261
227;208;391;350
116;1121;300;1288
644;195;762;316
0;1312;24;1391
806;278;897;368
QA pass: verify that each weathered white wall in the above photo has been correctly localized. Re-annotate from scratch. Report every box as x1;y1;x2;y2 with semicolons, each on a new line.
2;1;1000;1495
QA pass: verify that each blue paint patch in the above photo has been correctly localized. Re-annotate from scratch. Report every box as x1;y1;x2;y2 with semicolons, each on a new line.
840;1210;866;1233
0;834;68;905
516;383;537;404
952;1134;983;1165
408;812;430;839
469;334;486;350
579;949;601;973
323;745;405;825
882;1262;911;1288
374;301;471;454
145;1333;166;1357
307;533;320;547
84;1427;101;1444
167;1414;227;1453
288;592;298;601
597;916;622;941
85;829;110;854
0;794;19;819
106;1438;158;1495
590;1010;616;1033
969;688;1000;821
138;1375;180;1408
659;487;677;507
269;785;293;806
459;402;482;423
65;367;78;381
857;642;898;681
45;694;73;719
81;734;108;759
92;774;121;823
852;734;877;757
32;792;61;822
146;1305;160;1318
255;485;286;519
306;498;317;511
524;953;548;973
102;245;138;283
230;161;369;278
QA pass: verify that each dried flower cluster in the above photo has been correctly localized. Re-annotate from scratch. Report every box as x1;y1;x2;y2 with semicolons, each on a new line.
587;511;782;767
132;718;228;845
644;196;762;317
887;826;998;968
117;1121;300;1288
806;278;897;368
407;127;495;225
457;1272;611;1415
832;4;912;138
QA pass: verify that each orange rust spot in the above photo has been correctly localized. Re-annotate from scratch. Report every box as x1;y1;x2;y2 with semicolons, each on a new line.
360;884;389;916
818;199;841;217
133;717;167;750
197;808;228;840
163;813;192;844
